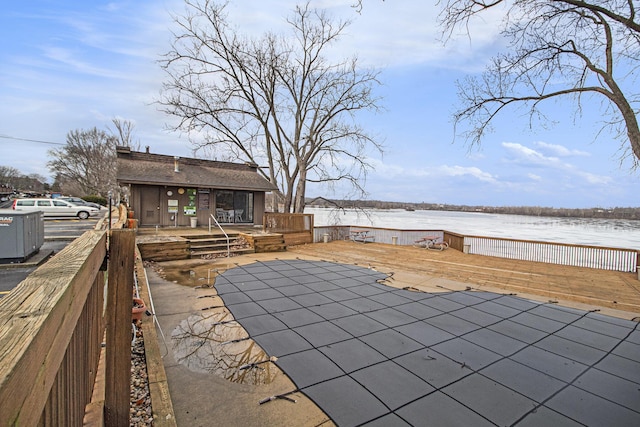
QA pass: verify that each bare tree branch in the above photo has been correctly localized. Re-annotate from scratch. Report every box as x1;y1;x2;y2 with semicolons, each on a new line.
108;118;141;150
159;0;383;212
47;128;118;197
439;0;640;168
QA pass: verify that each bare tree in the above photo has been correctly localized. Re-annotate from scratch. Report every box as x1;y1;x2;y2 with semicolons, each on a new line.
160;0;382;212
0;166;21;187
0;167;47;193
108;118;141;150
47;128;117;197
438;0;640;167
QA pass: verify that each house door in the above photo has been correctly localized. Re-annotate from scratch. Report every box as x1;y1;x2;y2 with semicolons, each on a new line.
140;187;160;226
233;191;253;223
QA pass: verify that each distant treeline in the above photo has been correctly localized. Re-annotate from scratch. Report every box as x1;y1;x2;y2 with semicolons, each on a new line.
306;197;640;220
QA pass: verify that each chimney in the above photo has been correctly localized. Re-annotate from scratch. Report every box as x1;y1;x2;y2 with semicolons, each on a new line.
145;146;150;153
115;145;130;154
174;156;180;173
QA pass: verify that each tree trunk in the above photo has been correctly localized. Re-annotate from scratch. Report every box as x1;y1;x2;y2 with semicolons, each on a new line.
282;179;294;213
618;97;640;163
293;170;307;213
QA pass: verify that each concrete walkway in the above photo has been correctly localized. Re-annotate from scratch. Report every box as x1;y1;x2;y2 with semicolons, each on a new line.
144;254;336;427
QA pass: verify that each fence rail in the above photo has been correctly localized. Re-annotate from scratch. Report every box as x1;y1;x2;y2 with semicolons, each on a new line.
313;225;639;273
465;235;638;272
0;215;136;426
0;231;108;426
313;225;444;246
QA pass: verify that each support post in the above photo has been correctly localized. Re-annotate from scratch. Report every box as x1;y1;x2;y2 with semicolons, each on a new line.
104;229;136;426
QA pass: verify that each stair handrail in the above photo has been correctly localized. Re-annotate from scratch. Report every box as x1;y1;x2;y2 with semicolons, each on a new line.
209;214;230;258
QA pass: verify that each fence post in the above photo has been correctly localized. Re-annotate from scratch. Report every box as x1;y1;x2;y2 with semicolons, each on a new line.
104;229;136;426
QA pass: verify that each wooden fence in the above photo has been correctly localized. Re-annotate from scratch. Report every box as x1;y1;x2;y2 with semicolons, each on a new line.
263;212;314;246
313;225;639;273
0;227;136;426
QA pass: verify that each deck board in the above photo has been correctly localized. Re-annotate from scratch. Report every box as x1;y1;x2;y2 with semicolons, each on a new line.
287;240;640;316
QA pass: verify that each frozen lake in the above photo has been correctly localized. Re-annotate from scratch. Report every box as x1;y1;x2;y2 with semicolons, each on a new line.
305;207;640;249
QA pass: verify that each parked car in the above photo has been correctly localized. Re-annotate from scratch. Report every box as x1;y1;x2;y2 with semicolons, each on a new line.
58;196;102;210
12;198;100;219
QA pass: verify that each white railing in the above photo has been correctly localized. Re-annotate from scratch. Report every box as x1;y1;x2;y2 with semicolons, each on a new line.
313;225;445;246
464;235;638;272
313;225;639;273
209;214;230;258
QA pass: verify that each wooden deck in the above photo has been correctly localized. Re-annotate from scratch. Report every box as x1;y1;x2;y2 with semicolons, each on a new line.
136;226;640;318
287;240;640;317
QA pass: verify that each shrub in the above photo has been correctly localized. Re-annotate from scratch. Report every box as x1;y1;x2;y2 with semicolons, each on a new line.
83;195;108;206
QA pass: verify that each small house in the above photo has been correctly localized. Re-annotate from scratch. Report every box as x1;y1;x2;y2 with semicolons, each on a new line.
116;147;277;227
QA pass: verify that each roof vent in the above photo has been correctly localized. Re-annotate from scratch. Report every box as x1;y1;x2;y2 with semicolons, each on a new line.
174;156;180;173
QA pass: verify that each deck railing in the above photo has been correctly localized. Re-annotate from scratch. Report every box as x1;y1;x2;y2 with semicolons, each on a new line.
0;231;107;425
313;225;445;246
264;212;314;245
0;216;136;425
464;235;638;272
264;212;314;233
313;225;639;273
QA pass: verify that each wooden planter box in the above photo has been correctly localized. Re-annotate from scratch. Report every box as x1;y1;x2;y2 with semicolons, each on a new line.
137;241;190;261
241;233;286;253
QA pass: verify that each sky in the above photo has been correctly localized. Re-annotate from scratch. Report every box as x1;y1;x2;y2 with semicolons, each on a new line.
0;0;638;209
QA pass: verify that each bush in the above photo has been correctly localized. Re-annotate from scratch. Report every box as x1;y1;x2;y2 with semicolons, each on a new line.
83;195;108;206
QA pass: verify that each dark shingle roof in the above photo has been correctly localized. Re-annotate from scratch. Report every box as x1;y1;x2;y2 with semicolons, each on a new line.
117;150;277;192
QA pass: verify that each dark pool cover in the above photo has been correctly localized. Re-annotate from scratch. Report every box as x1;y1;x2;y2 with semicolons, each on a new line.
215;260;640;426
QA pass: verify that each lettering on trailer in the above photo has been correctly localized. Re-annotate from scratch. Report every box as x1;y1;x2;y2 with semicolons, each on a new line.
0;216;13;226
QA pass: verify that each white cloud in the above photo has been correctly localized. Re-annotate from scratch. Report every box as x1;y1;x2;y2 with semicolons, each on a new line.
41;46;126;79
577;171;613;185
502;142;562;166
440;165;498;182
216;0;505;70
533;141;591;157
501;141;613;188
366;157;498;183
103;3;123;13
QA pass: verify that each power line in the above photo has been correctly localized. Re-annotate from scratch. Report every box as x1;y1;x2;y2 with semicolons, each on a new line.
0;135;65;146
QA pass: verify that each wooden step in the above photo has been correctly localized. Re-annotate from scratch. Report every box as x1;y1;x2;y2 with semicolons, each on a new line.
189;236;238;245
184;233;241;241
190;240;245;250
187;233;253;258
190;247;255;258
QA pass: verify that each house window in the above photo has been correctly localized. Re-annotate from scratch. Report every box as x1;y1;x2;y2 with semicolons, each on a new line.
215;190;253;223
